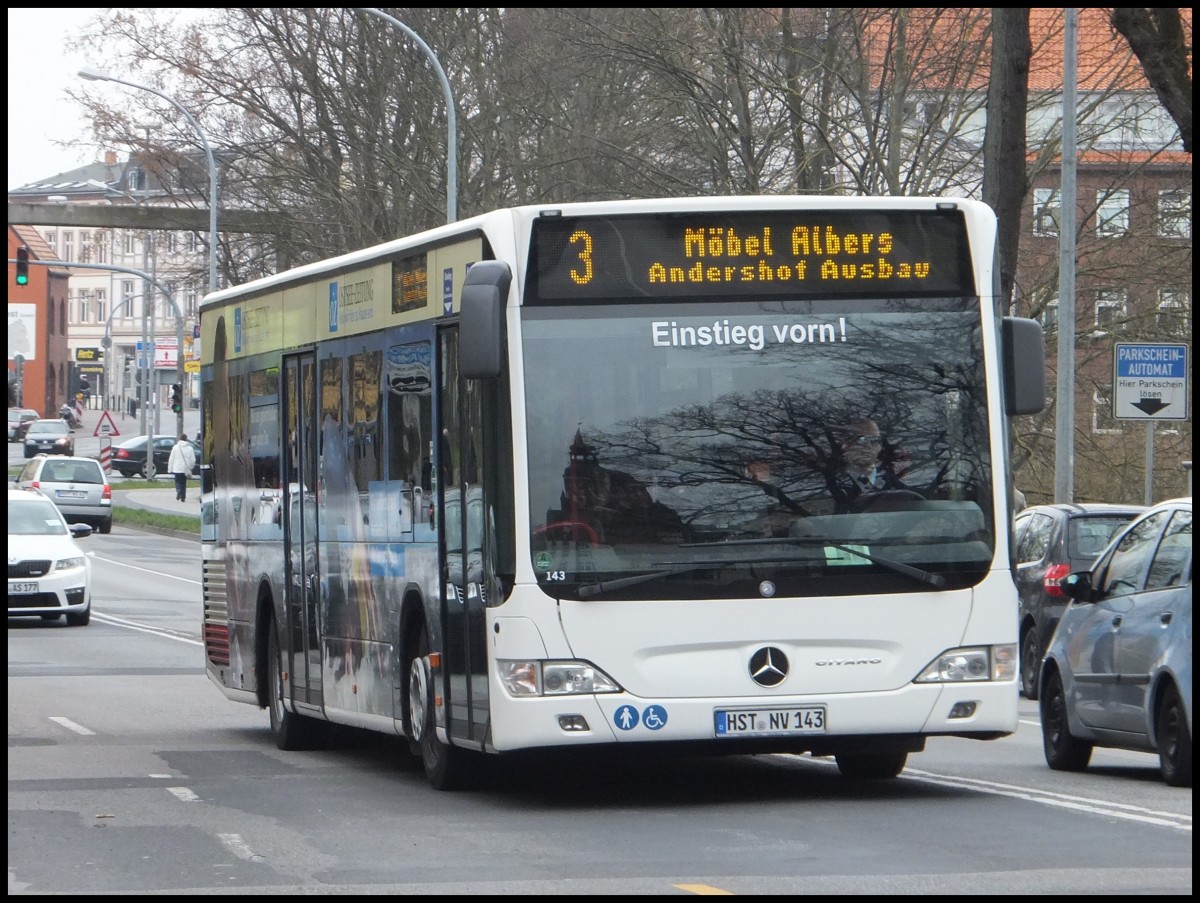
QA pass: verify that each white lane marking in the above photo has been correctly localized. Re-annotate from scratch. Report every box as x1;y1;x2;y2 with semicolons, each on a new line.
902;768;1191;831
90;612;203;646
48;716;95;735
167;786;201;802
217;833;265;862
91;554;201;585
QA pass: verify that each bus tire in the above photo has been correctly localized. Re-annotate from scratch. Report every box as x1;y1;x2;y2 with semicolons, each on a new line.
834;750;907;779
407;624;472;790
267;616;327;751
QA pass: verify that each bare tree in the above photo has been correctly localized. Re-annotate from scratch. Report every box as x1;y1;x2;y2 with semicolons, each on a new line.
1111;8;1192;153
982;8;1030;310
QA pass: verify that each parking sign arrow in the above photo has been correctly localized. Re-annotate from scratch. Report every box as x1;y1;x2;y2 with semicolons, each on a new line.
1131;398;1170;416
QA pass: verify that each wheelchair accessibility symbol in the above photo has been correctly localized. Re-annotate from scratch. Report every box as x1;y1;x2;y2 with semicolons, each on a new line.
642;705;667;730
613;704;668;732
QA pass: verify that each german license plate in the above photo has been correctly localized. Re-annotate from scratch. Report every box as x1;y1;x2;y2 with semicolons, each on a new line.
57;490;86;499
10;582;38;595
714;706;826;737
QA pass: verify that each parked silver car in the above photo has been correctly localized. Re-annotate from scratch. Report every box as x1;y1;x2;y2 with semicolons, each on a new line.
15;455;113;534
1039;497;1192;786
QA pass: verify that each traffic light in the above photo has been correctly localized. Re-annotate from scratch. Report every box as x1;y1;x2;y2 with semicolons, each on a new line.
15;246;29;286
171;383;183;414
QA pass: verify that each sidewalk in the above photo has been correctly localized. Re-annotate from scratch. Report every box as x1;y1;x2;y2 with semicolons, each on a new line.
116;487;200;516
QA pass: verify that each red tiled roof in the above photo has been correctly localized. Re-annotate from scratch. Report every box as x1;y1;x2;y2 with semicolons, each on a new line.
10;224;67;270
861;8;1192;93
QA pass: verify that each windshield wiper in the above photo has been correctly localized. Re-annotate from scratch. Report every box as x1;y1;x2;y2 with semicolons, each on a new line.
682;537;946;588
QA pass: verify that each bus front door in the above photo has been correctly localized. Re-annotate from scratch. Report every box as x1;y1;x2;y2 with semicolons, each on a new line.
283;352;323;709
437;329;490;748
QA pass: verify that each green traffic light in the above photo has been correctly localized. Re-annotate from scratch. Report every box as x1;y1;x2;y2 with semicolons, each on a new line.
15;247;30;285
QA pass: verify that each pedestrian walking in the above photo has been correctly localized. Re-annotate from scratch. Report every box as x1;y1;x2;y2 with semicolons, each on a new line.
168;433;197;502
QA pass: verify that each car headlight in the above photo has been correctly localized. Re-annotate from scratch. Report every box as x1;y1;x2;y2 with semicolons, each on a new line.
497;660;622;696
55;557;86;571
914;645;1016;683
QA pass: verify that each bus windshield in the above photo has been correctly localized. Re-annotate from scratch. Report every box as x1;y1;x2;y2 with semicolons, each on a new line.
522;297;994;599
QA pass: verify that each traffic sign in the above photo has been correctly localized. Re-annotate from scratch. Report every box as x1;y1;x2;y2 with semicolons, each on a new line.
94;409;121;438
1112;343;1189;421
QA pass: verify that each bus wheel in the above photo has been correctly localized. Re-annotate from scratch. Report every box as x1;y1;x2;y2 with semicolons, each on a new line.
407;625;472;790
834;750;907;779
267;616;327;751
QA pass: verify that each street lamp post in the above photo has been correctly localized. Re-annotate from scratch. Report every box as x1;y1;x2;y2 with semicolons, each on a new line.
79;67;217;437
78;67;219;295
355;8;457;223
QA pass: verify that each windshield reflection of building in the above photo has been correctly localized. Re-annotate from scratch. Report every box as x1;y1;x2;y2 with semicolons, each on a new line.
550;428;688;546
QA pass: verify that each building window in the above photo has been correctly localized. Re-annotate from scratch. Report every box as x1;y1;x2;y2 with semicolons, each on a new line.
126;169;140;193
1158;190;1191;239
122;232;135;255
1157;289;1190;338
95;230;108;264
1096;189;1129;237
122;280;135;318
79;231;92;264
45;231;56;253
96;290;106;325
187;232;198;253
1033;188;1060;237
63;231;74;261
1094;289;1127;335
79;290;90;323
187;288;198;319
1093;387;1121;434
165;232;177;254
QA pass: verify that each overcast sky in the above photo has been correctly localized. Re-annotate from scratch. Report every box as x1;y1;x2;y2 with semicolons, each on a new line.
8;7;106;191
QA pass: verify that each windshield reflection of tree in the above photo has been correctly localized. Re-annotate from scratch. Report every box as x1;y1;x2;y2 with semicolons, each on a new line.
537;313;988;547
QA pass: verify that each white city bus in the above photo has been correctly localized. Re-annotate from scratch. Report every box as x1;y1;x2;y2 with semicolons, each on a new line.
199;196;1045;789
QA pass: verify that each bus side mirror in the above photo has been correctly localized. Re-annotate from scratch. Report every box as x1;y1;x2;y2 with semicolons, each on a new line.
1003;316;1046;416
200;463;216;495
460;261;511;380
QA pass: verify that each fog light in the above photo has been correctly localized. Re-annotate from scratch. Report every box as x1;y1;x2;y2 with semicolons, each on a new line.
948;701;977;719
558;714;590;732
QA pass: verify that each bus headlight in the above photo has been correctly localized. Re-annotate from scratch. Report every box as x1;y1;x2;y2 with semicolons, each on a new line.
913;645;1016;683
498;660;621;697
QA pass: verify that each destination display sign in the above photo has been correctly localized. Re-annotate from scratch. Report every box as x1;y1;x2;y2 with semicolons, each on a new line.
527;209;975;302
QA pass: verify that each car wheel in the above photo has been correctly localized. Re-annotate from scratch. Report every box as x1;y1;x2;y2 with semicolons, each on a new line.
407;623;475;790
66;607;91;627
1040;670;1092;771
138;461;149;478
835;750;908;779
1156;683;1192;788
98;518;112;535
267;615;327;750
1020;628;1041;700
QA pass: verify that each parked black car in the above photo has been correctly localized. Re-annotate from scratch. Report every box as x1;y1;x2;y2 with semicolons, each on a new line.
111;434;201;478
1013;502;1145;699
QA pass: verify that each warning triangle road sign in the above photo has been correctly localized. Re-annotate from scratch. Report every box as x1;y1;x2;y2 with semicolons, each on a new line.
94;410;121;438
